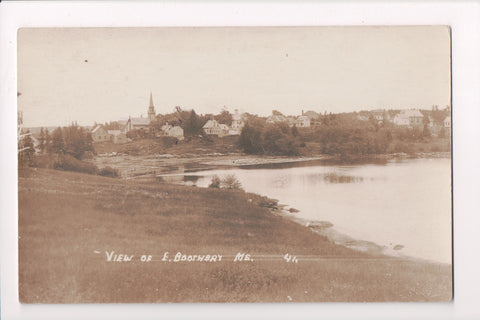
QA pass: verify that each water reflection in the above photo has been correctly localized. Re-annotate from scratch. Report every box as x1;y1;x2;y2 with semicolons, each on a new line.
180;158;451;264
239;158;389;170
183;175;201;183
321;172;364;184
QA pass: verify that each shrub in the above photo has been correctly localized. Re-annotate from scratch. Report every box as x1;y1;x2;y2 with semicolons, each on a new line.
221;174;243;190
53;154;98;175
161;136;178;148
208;175;221;188
209;174;243;190
258;196;278;209
201;134;214;144
98;166;119;178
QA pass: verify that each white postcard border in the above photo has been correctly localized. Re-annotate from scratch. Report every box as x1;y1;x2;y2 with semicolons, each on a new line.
1;1;480;319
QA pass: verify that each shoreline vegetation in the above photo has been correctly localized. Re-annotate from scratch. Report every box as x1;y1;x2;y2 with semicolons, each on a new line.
18;166;452;302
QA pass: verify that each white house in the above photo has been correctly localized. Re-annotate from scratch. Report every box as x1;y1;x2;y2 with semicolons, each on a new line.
393;113;410;126
203;119;229;136
229;110;245;135
160;124;184;140
107;130;128;144
393;109;424;127
92;125;110;142
295;115;311;128
443;116;451;128
125;116;151;132
266;114;288;124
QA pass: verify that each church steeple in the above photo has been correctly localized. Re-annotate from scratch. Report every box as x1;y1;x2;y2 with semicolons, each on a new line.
148;92;156;122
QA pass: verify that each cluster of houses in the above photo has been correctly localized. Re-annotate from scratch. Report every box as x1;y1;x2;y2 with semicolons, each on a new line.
202;110;245;137
356;108;451;136
92;93;249;143
265;111;311;128
91;93;185;144
202;110;311;137
91;127;128;144
90;93;451;144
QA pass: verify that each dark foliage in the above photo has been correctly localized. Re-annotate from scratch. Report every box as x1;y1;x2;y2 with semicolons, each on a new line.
53;154;98;175
45;125;94;160
98;166;119;178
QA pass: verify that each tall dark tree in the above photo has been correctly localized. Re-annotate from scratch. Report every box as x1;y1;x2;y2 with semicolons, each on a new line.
51;127;65;154
291;125;299;137
64;124;84;159
183;110;205;137
39;127;46;153
238;123;264;154
44;128;51;153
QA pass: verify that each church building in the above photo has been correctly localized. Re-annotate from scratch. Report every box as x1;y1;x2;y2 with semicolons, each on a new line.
125;92;156;132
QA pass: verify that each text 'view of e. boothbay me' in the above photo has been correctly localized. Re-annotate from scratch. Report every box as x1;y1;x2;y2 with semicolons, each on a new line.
102;251;293;263
18;26;452;303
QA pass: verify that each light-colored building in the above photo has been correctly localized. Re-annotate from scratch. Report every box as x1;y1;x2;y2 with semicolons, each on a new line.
92;126;128;144
168;126;184;140
125;116;151;132
295;115;311;128
267;112;309;128
266;114;288;124
92;125;110;142
203;119;229;136
219;124;229;135
393;109;424;127
107;130;128;144
160;124;184;140
357;115;369;121
124;92;156;132
229;110;245;135
443;116;451;128
371;109;389;122
147;92;156;122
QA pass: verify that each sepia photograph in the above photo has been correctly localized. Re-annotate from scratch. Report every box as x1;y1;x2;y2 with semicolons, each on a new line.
16;26;452;303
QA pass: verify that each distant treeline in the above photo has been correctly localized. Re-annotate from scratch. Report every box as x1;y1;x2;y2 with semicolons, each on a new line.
37;124;95;160
239;121;300;156
239;111;450;157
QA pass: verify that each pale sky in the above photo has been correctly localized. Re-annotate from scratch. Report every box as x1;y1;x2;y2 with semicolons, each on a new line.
18;26;451;127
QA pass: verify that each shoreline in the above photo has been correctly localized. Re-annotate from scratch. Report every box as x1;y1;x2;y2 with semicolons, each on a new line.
18;167;453;302
91;151;452;265
91;151;451;179
271;203;451;266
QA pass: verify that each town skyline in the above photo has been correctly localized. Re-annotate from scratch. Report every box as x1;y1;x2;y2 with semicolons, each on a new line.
18;27;451;127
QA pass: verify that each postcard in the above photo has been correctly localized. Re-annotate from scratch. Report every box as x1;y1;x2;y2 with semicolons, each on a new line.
17;26;452;303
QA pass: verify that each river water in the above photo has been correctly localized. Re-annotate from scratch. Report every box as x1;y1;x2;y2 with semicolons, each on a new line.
171;158;452;264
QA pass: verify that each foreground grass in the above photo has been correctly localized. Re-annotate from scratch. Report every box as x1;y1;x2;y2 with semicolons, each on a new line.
18;168;452;303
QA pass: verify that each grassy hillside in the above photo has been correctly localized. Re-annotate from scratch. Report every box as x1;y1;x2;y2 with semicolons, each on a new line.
18;168;452;303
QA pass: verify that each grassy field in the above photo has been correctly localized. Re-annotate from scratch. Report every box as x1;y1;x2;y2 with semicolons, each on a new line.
18;168;452;303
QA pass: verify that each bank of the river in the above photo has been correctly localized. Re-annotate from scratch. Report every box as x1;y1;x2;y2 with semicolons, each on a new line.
158;155;452;264
90;152;452;262
269;204;388;257
18;168;452;302
90;151;450;179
